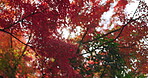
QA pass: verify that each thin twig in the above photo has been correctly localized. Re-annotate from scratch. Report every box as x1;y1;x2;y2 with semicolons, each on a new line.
4;12;39;30
82;28;121;44
76;28;89;54
0;29;31;47
81;0;143;55
12;34;32;77
82;0;142;44
19;34;32;59
4;8;48;30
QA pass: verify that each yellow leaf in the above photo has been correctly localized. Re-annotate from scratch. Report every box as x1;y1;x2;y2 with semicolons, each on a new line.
50;58;55;62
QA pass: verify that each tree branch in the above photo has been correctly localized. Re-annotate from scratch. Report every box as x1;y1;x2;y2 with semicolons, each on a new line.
81;0;143;55
76;28;89;54
82;0;142;44
12;34;32;77
94;0;144;48
82;28;121;44
19;34;32;59
4;12;40;30
3;8;48;30
0;29;32;47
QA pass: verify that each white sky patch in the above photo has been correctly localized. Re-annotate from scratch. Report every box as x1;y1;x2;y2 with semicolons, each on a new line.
82;49;91;57
125;0;139;18
69;0;73;3
75;26;83;35
60;26;83;39
61;28;70;39
100;8;114;30
145;0;148;5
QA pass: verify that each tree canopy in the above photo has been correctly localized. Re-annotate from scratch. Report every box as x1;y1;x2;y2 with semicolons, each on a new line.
0;0;147;78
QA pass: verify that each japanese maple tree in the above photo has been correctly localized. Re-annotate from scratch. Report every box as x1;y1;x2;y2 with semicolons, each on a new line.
0;0;147;78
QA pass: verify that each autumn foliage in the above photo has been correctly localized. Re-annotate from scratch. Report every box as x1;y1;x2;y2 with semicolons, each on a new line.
0;0;148;78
